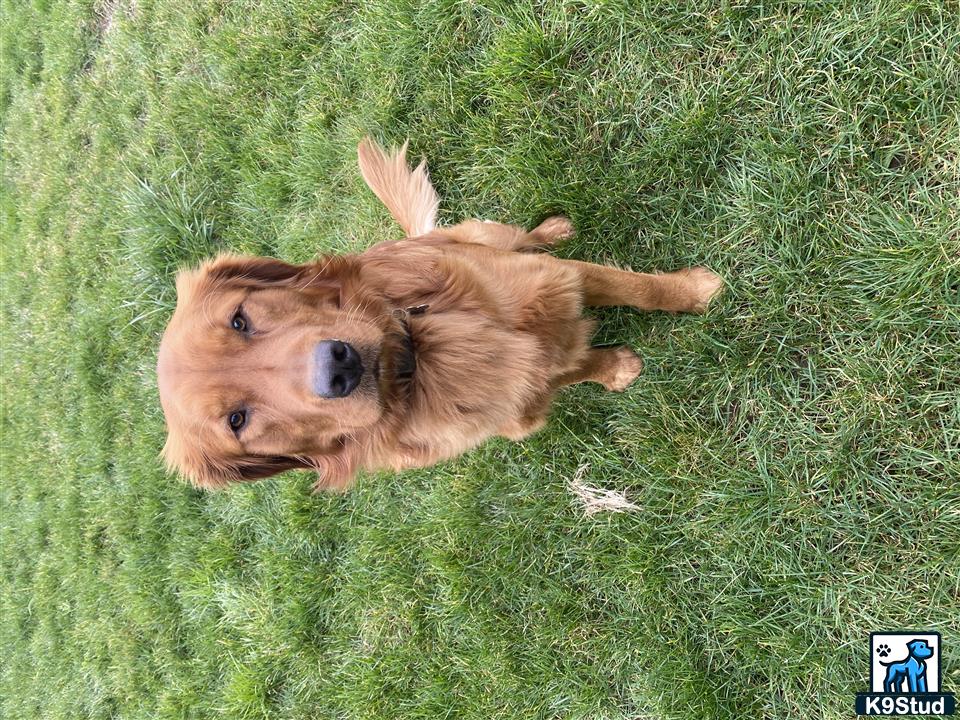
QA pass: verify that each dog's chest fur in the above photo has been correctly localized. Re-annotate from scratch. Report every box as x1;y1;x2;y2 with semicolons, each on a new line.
358;242;592;470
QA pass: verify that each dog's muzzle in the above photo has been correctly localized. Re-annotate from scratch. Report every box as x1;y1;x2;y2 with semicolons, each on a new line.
313;340;364;398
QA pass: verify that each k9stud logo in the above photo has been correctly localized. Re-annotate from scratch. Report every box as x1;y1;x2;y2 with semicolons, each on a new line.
855;632;955;716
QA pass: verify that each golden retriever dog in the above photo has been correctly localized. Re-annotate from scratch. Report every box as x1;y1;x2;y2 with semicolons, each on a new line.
157;139;722;491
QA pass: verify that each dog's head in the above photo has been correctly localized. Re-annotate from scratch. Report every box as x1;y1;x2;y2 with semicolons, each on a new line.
157;254;411;490
907;639;934;660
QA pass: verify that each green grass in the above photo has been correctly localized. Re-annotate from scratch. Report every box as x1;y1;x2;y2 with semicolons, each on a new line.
2;0;959;717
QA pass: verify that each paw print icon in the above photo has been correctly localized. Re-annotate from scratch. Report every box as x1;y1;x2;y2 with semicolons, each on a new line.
876;643;891;658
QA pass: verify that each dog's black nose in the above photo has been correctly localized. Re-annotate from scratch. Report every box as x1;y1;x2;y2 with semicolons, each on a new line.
313;340;363;398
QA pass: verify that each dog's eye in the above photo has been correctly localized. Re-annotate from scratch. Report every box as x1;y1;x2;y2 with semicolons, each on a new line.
231;311;247;332
228;410;247;432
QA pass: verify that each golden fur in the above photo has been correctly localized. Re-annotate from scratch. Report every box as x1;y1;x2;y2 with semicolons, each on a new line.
157;139;723;491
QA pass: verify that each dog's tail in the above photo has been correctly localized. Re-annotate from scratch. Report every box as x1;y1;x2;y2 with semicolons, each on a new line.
357;137;440;237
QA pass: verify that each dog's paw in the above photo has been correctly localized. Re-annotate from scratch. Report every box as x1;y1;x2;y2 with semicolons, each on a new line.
680;266;724;313
605;347;644;392
530;215;575;245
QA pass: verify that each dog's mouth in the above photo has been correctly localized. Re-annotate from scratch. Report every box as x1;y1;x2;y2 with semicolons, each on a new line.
392;315;418;381
376;314;417;397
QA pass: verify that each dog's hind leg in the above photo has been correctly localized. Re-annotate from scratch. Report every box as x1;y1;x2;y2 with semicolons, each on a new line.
553;347;643;392
884;669;903;693
439;216;574;251
527;216;575;248
561;259;723;313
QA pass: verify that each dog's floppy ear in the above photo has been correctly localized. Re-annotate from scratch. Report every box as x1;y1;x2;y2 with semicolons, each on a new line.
162;430;317;489
233;456;318;481
193;253;353;301
205;255;306;286
305;439;361;493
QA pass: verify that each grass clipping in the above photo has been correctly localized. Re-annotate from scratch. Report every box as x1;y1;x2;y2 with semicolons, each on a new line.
568;464;639;517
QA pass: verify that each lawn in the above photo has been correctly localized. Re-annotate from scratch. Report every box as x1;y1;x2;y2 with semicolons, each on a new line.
1;0;958;718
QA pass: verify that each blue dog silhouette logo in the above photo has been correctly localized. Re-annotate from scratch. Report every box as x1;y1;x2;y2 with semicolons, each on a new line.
856;631;955;716
880;638;934;693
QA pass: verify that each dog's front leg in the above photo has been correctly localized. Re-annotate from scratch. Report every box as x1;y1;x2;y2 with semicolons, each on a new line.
560;259;723;313
907;666;926;693
498;414;548;441
496;347;641;437
553;347;643;392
